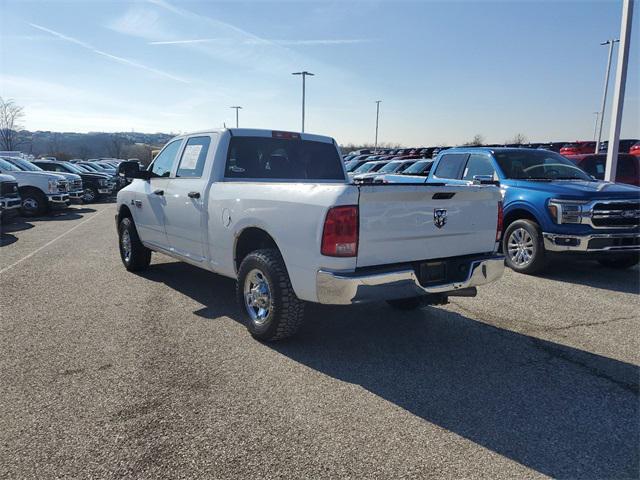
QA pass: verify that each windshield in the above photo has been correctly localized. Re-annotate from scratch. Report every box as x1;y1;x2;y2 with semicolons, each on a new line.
7;157;43;172
403;160;432;175
80;163;99;172
353;162;377;174
494;150;593;181
0;158;21;171
61;162;84;174
377;161;404;174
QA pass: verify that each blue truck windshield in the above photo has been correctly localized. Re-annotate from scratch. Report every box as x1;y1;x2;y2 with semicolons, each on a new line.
494;150;593;181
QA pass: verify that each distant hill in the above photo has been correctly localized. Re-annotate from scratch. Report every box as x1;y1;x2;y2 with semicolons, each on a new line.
11;130;174;163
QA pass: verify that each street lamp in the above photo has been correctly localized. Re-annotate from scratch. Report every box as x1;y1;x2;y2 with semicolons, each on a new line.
292;71;314;132
595;38;619;153
230;106;242;128
374;100;382;153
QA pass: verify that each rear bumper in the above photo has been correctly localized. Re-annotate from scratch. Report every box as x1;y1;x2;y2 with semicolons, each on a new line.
543;232;640;253
316;254;505;305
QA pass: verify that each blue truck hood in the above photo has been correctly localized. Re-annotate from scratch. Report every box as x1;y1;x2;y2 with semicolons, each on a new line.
510;180;640;200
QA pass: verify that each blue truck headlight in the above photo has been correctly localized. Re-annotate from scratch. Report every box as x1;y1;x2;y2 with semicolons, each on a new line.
548;200;585;224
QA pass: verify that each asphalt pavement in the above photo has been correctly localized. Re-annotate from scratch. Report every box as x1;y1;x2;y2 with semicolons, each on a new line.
1;203;638;479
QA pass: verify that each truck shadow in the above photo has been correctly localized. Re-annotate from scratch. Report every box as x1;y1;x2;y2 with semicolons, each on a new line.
139;260;639;479
535;260;639;294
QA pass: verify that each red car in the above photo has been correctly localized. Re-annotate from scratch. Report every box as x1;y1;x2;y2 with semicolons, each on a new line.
560;141;597;155
564;153;639;186
630;142;640;157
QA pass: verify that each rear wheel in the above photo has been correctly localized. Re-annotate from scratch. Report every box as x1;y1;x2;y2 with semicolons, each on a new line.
503;219;547;274
20;188;48;217
118;217;151;271
236;249;304;341
598;255;639;270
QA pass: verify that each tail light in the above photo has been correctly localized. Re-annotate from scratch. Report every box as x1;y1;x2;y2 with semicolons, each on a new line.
321;206;359;257
496;201;503;241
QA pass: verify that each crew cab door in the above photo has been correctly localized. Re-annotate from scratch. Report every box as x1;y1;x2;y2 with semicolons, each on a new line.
135;139;183;249
163;135;216;262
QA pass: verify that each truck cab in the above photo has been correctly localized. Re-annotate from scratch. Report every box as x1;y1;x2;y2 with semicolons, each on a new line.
425;147;640;273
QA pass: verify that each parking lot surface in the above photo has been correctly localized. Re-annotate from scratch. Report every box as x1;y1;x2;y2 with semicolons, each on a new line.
1;203;638;479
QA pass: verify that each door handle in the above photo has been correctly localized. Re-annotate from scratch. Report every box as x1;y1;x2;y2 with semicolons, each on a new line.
188;191;201;199
153;189;164;196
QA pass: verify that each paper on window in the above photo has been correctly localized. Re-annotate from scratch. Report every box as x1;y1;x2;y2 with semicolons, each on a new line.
181;145;202;170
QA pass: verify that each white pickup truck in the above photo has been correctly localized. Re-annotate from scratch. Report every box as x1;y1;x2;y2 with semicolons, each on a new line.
116;129;505;341
0;157;70;216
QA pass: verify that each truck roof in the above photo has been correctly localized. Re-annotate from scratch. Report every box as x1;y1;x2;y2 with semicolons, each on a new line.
171;128;335;145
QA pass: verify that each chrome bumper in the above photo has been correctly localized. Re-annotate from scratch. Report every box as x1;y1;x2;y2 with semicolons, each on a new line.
316;255;505;305
47;194;70;204
543;232;640;253
0;197;21;210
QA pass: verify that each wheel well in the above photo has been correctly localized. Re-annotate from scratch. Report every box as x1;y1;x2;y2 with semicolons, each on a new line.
118;205;133;223
18;186;43;197
235;227;279;272
503;208;539;229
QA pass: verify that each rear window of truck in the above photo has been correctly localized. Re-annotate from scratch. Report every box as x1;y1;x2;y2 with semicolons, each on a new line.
224;136;345;181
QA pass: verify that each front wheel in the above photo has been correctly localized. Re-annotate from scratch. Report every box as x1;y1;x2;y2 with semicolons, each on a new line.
236;249;305;341
83;187;99;203
598;255;639;270
118;217;151;271
503;219;547;274
20;189;48;217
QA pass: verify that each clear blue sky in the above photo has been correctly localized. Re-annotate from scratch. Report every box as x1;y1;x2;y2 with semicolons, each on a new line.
1;0;638;146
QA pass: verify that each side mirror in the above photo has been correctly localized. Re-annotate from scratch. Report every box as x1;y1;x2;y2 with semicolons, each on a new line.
118;160;150;180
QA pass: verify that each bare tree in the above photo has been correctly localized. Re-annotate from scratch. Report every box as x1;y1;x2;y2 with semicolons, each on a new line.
0;97;25;150
106;134;127;158
465;134;484;146
507;133;528;145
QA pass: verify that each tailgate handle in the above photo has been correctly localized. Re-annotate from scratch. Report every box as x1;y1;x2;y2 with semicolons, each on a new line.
188;191;200;199
153;189;164;196
432;192;456;200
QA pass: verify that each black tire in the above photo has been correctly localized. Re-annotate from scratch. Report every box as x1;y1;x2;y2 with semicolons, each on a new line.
236;249;305;341
598;255;639;270
387;297;423;310
118;217;151;271
83;187;99;203
503;219;547;274
19;188;48;217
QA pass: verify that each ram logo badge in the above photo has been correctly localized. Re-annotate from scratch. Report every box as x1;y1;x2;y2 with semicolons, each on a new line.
434;209;447;228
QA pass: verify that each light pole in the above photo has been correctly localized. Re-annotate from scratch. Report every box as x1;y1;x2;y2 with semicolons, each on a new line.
605;0;634;182
292;71;314;132
374;100;382;153
230;106;242;128
592;111;600;140
595;38;619;153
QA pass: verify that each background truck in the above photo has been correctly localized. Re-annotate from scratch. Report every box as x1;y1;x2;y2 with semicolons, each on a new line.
115;129;504;341
0;174;22;223
0;157;70;216
407;147;639;273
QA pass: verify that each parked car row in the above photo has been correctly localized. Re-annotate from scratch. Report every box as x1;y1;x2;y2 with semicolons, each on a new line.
0;155;121;221
376;147;640;273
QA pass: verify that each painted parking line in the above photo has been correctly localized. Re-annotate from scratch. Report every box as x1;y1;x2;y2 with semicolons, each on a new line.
0;208;108;276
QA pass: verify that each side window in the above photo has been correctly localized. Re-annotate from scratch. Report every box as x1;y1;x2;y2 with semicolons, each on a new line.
150;140;182;178
433;154;469;179
462;154;496;180
176;136;211;178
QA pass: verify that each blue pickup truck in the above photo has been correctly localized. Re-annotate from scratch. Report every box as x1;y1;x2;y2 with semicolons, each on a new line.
379;147;640;274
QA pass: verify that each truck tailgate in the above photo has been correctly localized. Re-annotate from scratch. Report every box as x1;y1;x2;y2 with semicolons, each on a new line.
357;184;500;267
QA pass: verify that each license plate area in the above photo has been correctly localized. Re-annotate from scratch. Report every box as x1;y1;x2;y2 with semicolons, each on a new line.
419;261;447;286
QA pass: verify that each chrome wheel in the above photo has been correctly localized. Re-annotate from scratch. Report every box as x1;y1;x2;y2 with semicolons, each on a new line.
507;227;535;267
121;229;132;262
83;188;96;202
22;197;39;212
243;268;272;325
